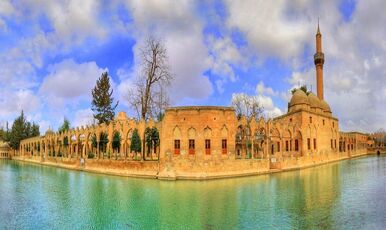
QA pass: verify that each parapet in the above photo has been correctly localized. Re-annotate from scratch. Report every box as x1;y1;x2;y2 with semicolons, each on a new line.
166;106;234;112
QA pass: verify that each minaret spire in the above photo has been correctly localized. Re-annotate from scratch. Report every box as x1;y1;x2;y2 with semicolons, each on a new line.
314;20;324;100
317;17;320;35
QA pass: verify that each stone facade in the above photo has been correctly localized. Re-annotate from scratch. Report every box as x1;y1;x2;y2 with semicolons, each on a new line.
339;132;370;156
0;141;11;159
15;25;370;180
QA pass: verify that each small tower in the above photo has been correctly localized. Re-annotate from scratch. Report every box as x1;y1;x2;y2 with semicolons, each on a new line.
314;20;325;100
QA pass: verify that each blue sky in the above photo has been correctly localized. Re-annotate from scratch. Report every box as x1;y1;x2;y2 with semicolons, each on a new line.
0;0;385;133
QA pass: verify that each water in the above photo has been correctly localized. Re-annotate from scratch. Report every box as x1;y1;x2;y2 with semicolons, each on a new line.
1;156;386;230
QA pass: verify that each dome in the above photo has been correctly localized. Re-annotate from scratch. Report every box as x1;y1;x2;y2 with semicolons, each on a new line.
289;89;309;107
116;111;128;120
307;93;323;109
320;100;331;112
0;141;10;148
45;129;54;136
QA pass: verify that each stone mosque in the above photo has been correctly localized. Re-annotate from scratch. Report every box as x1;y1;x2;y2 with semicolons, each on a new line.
13;24;368;180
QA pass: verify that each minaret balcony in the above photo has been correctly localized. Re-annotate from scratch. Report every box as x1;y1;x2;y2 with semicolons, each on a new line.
314;52;325;65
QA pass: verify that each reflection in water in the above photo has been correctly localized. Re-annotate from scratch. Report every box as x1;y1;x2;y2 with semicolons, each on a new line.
1;157;386;229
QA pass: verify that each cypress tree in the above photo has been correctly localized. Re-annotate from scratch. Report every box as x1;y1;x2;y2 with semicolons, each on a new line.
58;118;70;134
31;122;40;137
0;128;4;141
10;111;27;149
91;134;97;149
91;72;119;125
112;132;121;151
145;127;153;154
130;129;141;153
0;122;10;141
8;111;40;150
99;132;109;153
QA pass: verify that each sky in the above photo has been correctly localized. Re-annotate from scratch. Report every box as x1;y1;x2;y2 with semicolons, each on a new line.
0;0;385;134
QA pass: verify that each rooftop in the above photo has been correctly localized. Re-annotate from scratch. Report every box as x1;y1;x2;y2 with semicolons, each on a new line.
166;106;235;111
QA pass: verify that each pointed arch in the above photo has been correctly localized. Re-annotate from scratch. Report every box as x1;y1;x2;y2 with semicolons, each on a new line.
221;125;228;138
282;129;291;153
203;126;212;138
173;126;181;139
188;127;196;139
294;129;303;156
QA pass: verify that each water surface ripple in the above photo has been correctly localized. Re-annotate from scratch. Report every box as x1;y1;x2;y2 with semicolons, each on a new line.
1;156;386;229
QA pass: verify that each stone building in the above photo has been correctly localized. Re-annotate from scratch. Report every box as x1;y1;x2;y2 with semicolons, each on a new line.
339;132;368;157
16;24;369;179
0;140;11;159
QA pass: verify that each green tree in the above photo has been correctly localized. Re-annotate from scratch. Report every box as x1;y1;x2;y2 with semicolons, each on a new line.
145;127;152;154
0;122;10;141
91;72;119;125
30;122;40;137
145;127;160;155
8;111;40;150
291;85;310;95
58;118;70;133
9;111;27;149
63;136;69;146
0;128;5;141
99;132;109;157
63;136;69;157
152;128;160;147
130;129;141;154
91;134;97;149
112;132;121;150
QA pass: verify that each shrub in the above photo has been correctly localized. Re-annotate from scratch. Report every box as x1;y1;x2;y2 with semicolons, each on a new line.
88;152;95;159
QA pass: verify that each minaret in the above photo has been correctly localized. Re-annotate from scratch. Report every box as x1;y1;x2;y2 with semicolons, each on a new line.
314;21;325;100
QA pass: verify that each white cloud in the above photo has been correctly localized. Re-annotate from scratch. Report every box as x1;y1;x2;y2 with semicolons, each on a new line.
165;33;213;101
123;0;213;103
116;68;139;117
0;89;40;117
257;95;283;118
48;0;106;42
38;120;51;134
73;108;95;127
231;92;282;120
38;59;108;117
225;0;313;61
0;18;6;31
1;0;385;134
11;0;106;44
256;81;277;96
0;60;38;90
0;0;14;16
207;36;242;82
40;59;106;99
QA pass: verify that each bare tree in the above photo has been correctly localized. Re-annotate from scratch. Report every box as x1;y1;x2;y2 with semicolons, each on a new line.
231;93;264;158
128;36;172;121
231;93;263;122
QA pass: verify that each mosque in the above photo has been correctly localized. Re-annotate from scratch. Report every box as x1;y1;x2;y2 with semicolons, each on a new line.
14;24;368;180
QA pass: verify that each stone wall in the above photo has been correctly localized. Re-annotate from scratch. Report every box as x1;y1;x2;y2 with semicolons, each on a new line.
16;107;370;180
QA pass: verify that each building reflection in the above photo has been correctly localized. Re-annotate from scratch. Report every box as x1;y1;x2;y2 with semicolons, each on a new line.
272;163;341;229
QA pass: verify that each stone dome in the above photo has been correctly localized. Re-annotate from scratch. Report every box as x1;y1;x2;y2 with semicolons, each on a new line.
307;93;323;109
320;100;331;113
116;111;128;120
0;141;10;148
289;89;309;107
45;129;54;136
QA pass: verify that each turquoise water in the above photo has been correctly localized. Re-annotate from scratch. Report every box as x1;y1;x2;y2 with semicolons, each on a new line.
1;156;386;229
